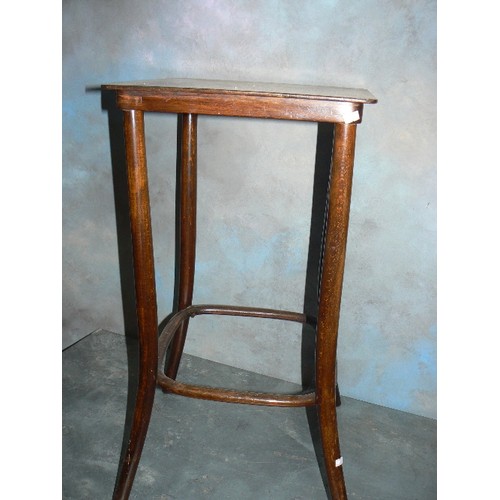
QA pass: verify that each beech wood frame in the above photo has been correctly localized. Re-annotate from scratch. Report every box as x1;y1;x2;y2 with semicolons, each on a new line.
102;79;376;500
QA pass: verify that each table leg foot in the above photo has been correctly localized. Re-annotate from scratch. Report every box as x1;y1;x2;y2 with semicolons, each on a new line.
318;398;347;499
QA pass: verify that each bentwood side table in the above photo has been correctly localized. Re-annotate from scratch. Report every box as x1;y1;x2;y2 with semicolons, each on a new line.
102;78;377;499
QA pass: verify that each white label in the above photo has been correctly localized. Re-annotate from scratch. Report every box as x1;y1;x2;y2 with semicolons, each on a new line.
335;456;344;467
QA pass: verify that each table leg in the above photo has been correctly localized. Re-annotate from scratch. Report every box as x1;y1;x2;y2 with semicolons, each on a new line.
316;122;357;499
113;109;159;500
165;113;198;379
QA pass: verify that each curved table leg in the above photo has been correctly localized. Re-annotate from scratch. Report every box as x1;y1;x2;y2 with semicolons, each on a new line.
316;122;357;499
165;113;198;379
113;109;159;500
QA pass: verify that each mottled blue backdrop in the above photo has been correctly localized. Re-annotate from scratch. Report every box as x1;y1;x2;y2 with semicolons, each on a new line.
63;0;436;418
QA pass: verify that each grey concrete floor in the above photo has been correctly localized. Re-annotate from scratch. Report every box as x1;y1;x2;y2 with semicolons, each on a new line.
62;330;436;499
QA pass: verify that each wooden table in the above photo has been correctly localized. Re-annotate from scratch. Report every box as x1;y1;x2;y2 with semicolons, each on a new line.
102;78;376;499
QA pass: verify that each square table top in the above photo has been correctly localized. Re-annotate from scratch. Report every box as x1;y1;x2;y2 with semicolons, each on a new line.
102;78;376;123
102;78;377;104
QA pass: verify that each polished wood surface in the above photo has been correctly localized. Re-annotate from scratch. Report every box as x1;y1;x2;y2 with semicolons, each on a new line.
316;123;358;499
113;110;158;500
103;78;376;123
103;77;377;103
103;78;376;499
158;304;316;407
165;113;198;380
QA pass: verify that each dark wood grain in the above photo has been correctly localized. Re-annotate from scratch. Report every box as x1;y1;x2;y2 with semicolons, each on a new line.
103;77;377;103
158;304;315;406
102;78;376;500
112;110;159;500
103;78;376;124
116;91;364;123
315;123;358;499
165;113;198;379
